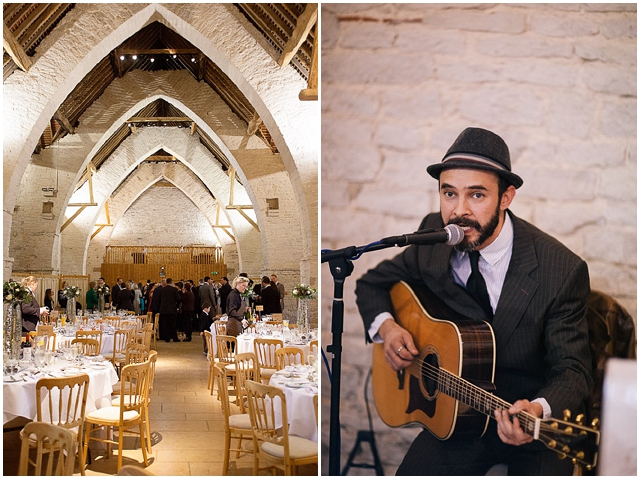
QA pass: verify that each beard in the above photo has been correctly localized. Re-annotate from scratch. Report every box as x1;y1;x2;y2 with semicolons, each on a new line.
446;204;501;253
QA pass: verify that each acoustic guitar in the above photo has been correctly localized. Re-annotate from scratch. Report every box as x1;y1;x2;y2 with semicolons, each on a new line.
372;281;600;470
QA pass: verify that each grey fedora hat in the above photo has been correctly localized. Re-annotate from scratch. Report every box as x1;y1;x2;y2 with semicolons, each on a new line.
427;127;523;189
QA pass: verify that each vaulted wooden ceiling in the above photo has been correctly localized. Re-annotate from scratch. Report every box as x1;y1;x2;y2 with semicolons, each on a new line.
3;3;318;190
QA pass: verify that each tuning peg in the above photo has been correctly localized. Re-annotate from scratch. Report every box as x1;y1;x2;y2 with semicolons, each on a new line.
558;452;567;460
563;409;571;421
575;413;584;425
564;426;573;435
585;464;593;471
591;417;600;430
576;451;585;460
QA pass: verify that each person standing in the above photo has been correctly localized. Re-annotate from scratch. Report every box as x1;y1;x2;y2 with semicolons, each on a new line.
181;283;195;342
133;283;143;315
43;288;55;312
199;276;216;317
226;276;250;337
199;302;213;355
116;282;134;312
218;277;232;314
259;276;281;315
157;278;181;342
271;274;285;312
86;281;99;312
57;281;68;310
20;276;48;332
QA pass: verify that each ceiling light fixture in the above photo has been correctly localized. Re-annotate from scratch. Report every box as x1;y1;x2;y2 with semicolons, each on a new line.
172;54;177;59
132;55;138;60
150;58;155;62
191;57;196;63
119;55;125;61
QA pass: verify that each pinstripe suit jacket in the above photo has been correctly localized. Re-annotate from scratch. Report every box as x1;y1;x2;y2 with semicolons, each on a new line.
355;210;593;417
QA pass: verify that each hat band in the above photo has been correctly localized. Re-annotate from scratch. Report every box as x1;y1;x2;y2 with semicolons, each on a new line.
441;153;510;172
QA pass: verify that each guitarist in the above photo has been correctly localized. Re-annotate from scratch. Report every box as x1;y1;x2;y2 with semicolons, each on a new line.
355;127;593;475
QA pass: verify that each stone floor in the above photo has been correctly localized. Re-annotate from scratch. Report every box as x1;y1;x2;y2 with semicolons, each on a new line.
3;336;319;476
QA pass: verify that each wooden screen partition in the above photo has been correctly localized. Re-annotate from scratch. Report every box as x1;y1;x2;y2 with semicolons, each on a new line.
101;245;227;285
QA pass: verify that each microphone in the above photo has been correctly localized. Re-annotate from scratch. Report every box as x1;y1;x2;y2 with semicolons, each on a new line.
380;224;464;246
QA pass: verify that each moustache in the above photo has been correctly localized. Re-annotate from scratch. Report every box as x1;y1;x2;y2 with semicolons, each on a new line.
447;217;483;232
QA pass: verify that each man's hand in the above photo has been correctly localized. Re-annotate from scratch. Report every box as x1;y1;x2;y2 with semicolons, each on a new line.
494;399;542;446
378;318;419;371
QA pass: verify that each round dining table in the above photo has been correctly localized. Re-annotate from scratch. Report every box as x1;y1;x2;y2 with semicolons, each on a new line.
3;357;119;425
269;365;318;442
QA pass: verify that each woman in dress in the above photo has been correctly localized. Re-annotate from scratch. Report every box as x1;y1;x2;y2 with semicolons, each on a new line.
133;283;143;315
225;276;250;337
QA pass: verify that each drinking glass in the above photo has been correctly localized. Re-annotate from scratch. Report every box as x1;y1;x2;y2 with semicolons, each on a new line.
34;349;45;369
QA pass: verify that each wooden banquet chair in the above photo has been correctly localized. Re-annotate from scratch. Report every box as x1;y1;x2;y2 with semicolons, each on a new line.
112;350;157;455
214;321;227;336
244;379;318;475
84;360;151;471
18;422;77;476
35;325;57;351
309;339;318;358
204;331;217;394
215;335;237;398
111;329;134;372
274;346;305;370
28;374;90;474
214;363;253;475
71;338;101;356
253;338;282;383
75;330;103;353
118;464;155;475
234;352;260;411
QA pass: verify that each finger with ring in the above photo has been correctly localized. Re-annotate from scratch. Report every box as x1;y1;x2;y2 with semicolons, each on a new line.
396;346;404;355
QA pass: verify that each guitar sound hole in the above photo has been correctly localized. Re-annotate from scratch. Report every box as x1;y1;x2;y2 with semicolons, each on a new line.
423;352;438;397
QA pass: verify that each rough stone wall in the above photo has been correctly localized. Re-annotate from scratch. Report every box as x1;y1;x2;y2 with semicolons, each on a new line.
320;3;636;474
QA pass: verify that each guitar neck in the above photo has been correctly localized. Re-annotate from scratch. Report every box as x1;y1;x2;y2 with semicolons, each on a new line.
436;365;538;436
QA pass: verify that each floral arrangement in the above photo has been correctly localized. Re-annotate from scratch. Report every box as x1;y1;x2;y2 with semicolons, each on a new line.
96;284;110;296
240;288;256;300
63;284;82;298
3;281;32;304
292;283;317;300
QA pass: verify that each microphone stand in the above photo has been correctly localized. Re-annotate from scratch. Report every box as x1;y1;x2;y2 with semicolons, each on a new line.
321;241;395;475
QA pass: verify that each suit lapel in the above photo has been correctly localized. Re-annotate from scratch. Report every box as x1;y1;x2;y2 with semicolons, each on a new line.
491;214;539;351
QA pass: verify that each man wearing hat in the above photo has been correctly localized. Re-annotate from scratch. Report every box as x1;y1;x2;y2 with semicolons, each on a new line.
355;127;592;475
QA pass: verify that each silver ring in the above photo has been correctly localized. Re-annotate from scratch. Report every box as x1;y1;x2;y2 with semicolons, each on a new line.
396;346;404;355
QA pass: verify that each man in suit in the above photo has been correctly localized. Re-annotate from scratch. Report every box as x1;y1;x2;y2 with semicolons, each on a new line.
355;127;592;475
156;278;181;342
271;274;285;312
199;276;216;317
259;276;282;315
218;277;232;314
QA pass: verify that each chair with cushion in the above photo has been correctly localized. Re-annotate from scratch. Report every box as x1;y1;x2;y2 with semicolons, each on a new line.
253;338;282;383
214;363;253;475
71;338;100;356
215;335;237;397
111;329;134;373
274;346;305;370
244;379;318;475
215;321;227;336
84;360;151;471
18;422;77;476
75;330;103;353
234;352;260;411
112;350;157;455
29;374;90;474
204;331;217;393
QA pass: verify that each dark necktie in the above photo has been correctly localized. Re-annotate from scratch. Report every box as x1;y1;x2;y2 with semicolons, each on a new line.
467;251;493;320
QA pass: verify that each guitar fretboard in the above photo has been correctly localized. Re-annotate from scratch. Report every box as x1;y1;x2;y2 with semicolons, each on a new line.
426;361;537;436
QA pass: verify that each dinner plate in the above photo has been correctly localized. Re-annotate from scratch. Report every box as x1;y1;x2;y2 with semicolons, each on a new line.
89;363;112;369
3;375;22;383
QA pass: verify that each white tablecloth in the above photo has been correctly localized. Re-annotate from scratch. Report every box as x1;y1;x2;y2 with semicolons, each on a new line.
269;366;318;442
236;333;311;359
56;333;114;356
3;359;119;424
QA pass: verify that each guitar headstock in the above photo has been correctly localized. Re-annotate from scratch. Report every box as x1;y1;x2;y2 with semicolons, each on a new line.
538;410;600;470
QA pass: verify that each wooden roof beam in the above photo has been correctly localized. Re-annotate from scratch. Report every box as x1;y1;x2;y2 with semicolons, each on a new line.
3;22;32;72
299;24;318;101
278;3;317;68
127;116;191;123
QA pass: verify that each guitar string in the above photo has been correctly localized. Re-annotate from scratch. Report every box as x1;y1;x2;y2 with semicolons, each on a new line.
413;358;593;463
414;357;583;441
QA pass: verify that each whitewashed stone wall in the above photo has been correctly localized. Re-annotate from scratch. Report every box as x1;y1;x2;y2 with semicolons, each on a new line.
5;4;318;301
321;3;636;474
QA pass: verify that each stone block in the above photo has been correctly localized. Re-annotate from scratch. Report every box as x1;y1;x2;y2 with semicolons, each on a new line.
600;13;637;39
381;88;442;119
574;38;637;65
599;167;637;201
340;22;397;49
422;9;526;34
600;99;637;137
582;62;636;96
458;86;545;127
517;167;597;201
395;27;466;53
476;35;573;58
374;121;426;151
321;86;380;116
529;12;599;37
322;144;381;182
